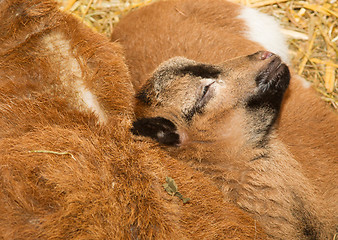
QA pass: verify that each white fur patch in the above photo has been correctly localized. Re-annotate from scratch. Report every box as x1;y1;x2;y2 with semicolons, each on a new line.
42;32;107;123
75;81;108;122
238;7;289;64
295;75;312;89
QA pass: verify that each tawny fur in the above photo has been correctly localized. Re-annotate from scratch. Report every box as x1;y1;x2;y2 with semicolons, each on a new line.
131;54;331;239
111;0;338;239
0;0;267;239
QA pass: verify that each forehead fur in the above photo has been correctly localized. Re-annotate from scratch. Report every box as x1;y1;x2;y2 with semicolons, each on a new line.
151;57;196;94
136;57;194;105
137;57;222;106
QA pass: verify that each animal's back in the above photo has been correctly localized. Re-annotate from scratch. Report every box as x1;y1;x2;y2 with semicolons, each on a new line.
111;0;287;89
0;0;267;239
112;0;338;236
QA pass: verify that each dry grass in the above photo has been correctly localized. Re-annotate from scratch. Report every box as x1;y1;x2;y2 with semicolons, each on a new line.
57;0;337;109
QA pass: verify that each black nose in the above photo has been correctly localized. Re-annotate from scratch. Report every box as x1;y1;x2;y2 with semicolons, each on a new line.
255;56;290;93
247;56;290;111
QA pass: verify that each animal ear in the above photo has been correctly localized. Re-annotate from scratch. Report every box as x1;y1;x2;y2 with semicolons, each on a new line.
131;117;180;146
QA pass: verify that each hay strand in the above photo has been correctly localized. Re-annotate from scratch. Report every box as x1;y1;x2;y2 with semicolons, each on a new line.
250;0;288;8
298;26;317;75
29;150;83;166
64;0;77;10
82;0;94;18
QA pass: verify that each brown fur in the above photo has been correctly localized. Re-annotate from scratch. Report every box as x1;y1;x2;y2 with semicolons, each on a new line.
0;0;267;239
111;0;338;239
131;54;331;239
111;0;263;90
278;75;338;214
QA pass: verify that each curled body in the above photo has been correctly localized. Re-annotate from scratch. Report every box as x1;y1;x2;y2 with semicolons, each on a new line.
0;0;267;239
132;52;331;239
112;0;338;238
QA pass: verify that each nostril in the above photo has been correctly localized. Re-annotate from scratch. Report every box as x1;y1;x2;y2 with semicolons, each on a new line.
260;51;274;60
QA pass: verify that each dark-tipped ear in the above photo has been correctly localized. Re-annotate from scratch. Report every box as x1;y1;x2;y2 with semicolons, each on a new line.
131;117;180;146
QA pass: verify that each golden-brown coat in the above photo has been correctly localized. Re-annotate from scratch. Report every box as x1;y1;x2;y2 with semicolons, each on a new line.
111;0;338;239
0;0;266;239
131;52;330;239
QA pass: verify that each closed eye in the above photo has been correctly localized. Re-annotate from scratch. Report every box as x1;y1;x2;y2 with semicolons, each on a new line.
201;82;214;100
182;80;216;122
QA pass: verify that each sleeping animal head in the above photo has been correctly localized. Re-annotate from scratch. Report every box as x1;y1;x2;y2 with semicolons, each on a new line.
132;51;290;150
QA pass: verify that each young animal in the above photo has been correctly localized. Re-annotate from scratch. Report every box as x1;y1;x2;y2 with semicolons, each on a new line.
111;0;338;238
111;0;337;192
131;52;331;239
0;0;267;239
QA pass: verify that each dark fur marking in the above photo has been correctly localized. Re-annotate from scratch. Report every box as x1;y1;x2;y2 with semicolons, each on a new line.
249;152;269;162
178;64;221;79
136;88;152;105
291;193;321;240
131;117;180;146
246;64;290;145
247;63;290;112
